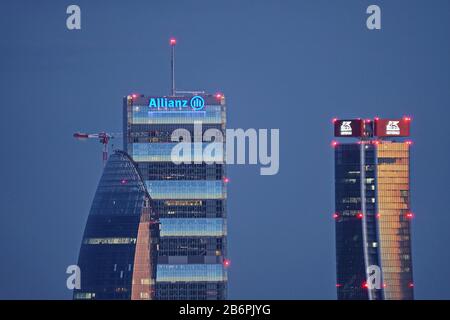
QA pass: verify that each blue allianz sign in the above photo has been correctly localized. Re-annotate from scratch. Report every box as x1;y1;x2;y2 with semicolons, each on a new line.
148;95;205;111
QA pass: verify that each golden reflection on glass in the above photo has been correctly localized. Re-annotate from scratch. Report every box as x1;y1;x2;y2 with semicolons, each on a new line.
377;142;413;300
131;208;155;300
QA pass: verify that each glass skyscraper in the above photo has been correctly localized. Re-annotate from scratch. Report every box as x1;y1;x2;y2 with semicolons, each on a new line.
334;119;414;300
123;93;227;300
74;150;159;300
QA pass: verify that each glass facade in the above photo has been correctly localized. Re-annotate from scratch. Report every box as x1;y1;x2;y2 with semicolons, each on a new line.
335;144;372;300
124;94;227;300
377;142;414;300
74;151;159;300
334;141;414;300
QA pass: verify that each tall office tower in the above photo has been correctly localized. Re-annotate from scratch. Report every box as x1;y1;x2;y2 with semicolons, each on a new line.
74;150;159;300
124;93;227;300
333;118;414;300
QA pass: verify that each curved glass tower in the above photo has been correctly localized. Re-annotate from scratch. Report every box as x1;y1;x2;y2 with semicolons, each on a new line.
74;150;159;300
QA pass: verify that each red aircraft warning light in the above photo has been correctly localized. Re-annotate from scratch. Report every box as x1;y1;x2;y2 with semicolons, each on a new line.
406;212;414;219
403;116;412;122
170;38;177;46
357;213;363;219
331;141;338;148
223;259;231;268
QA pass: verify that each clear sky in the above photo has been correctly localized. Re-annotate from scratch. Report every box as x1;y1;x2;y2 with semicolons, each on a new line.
1;0;450;299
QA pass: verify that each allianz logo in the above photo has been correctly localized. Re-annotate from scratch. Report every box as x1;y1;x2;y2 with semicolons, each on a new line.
148;95;205;111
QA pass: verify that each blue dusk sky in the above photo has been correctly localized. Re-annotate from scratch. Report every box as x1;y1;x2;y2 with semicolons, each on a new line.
0;0;449;299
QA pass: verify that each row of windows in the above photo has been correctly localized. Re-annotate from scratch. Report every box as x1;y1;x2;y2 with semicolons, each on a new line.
378;190;409;197
378;164;409;171
377;196;409;203
377;171;409;178
380;254;411;261
137;162;223;180
129;124;224;143
378;184;410;192
378;203;409;209
377;241;412;249
378;177;409;184
145;180;225;200
158;237;224;256
159;218;226;237
155;282;226;300
132;110;223;125
83;237;137;245
378;158;408;165
380;266;412;273
156;264;226;282
153;200;225;218
131;142;224;163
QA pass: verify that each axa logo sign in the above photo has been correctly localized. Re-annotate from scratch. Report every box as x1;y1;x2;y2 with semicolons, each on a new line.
340;121;353;135
148;95;205;111
386;121;400;135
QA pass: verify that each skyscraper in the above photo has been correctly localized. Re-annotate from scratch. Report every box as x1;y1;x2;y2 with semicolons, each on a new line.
333;118;414;300
123;93;228;300
74;150;159;300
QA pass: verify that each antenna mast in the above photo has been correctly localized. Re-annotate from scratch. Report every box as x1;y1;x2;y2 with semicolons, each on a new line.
170;38;176;96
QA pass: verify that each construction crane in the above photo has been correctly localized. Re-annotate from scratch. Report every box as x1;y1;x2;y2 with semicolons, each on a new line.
73;132;122;166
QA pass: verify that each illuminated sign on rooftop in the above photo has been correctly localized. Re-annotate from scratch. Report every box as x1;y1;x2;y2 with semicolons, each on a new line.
148;95;205;111
374;118;410;137
334;119;364;137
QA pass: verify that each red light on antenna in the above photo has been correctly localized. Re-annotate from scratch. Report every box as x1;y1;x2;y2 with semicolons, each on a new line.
357;213;363;219
223;259;231;268
406;212;414;219
331;141;338;148
170;38;176;46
